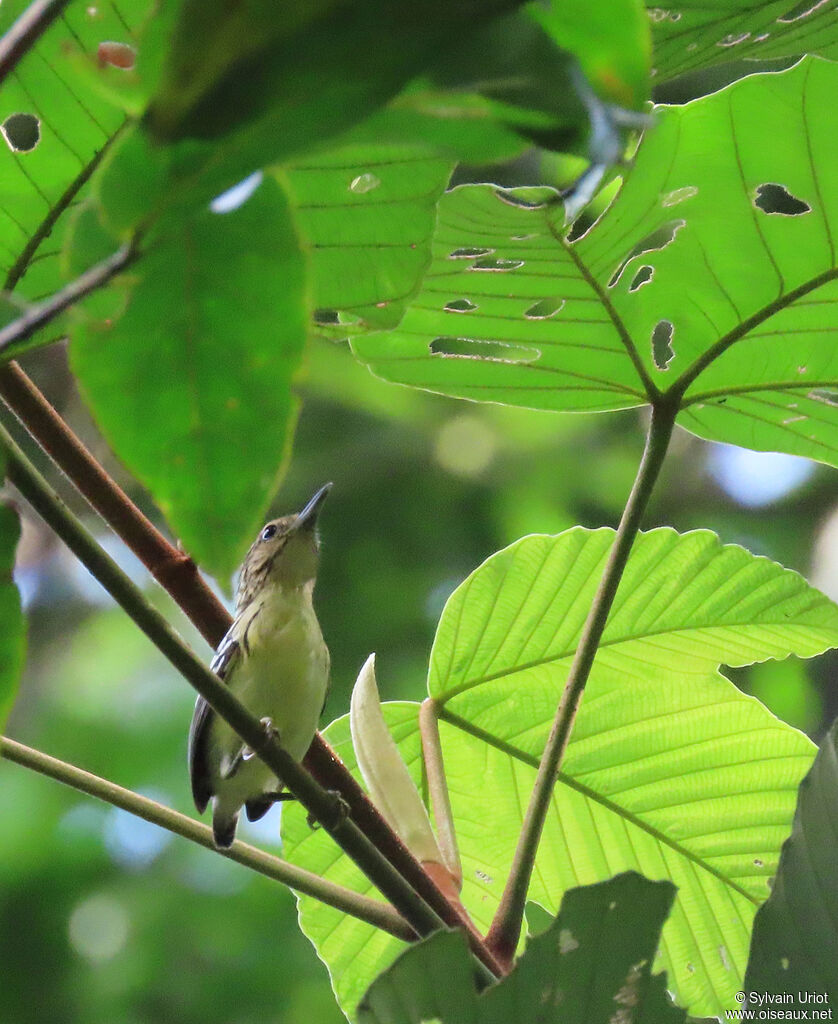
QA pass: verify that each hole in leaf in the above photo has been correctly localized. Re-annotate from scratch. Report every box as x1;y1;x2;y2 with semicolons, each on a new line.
809;389;838;406
651;319;674;370
430;337;540;364
647;8;682;21
495;189;547;210
2;113;40;152
210;171;263;213
754;183;810;216
717;31;750;46
510;233;537;241
470;258;524;271
608;220;685;288
524;297;564;319
661;186;698;208
449;247;494;260
778;0;829;21
97;41;136;69
313;309;339;325
444;299;478;313
629;266;654;292
349;172;381;194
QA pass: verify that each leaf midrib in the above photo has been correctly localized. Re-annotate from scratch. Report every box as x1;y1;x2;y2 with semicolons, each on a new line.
440;705;783;908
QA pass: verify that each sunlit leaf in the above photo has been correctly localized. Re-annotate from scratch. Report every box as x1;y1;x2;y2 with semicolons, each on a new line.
0;0;153;301
650;1;838;83
358;872;684;1024
284;527;838;1018
354;59;838;467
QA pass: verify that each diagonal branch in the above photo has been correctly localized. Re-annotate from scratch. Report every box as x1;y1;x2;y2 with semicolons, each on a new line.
484;398;678;966
1;735;414;941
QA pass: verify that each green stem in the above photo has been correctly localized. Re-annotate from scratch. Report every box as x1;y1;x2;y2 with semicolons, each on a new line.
1;735;413;941
484;400;678;965
0;420;444;942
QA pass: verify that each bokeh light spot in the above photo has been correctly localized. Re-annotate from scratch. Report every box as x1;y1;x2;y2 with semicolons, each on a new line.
434;414;496;478
68;894;129;962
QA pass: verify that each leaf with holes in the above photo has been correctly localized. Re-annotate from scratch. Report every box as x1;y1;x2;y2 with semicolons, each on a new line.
358;872;684;1024
650;0;838;84
0;502;25;729
744;718;838;1002
68;176;307;580
283;527;838;1018
0;0;155;302
281;146;453;336
354;59;838;467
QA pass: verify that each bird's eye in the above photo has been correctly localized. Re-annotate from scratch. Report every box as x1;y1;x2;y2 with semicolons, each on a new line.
261;524;278;541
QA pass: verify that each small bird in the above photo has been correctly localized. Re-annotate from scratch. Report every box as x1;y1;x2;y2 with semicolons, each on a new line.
188;483;332;847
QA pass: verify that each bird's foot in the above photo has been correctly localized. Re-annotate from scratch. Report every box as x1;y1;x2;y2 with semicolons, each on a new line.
307;790;351;832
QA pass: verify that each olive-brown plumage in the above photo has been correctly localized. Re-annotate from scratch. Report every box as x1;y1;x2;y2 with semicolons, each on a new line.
188;484;332;847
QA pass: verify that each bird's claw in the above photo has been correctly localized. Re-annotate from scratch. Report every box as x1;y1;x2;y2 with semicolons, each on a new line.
307;790;351;832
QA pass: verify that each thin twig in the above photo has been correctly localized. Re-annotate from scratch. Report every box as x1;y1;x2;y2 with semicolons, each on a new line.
484;400;678;966
0;735;414;942
0;242;138;358
0;0;72;87
0;421;445;943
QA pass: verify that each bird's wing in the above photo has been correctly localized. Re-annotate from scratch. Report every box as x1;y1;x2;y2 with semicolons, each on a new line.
188;626;241;813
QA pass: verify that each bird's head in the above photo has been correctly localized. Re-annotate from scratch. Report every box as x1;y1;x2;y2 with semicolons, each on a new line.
236;483;332;608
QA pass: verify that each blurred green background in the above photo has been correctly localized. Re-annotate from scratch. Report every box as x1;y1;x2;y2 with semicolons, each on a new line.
2;328;836;1023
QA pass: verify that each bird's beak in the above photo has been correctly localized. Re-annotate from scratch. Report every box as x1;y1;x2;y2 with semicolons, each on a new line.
294;482;333;532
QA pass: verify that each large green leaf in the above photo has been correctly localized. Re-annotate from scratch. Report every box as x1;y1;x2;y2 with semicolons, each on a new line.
282;145;453;336
358;872;684;1024
744;718;838;1002
68;176;308;579
283;528;838;1018
353;59;838;467
0;502;25;729
650;1;838;83
429;528;838;701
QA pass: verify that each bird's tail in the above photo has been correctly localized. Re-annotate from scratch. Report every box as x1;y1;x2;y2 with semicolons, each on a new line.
212;805;239;848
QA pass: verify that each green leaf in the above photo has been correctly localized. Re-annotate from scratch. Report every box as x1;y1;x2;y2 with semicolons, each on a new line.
429;528;838;701
282;145;453;336
353;59;838;467
68;176;308;579
650;1;838;83
0;0;153;301
284;528;837;1018
744;718;838;1001
0;502;25;730
358;872;684;1024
